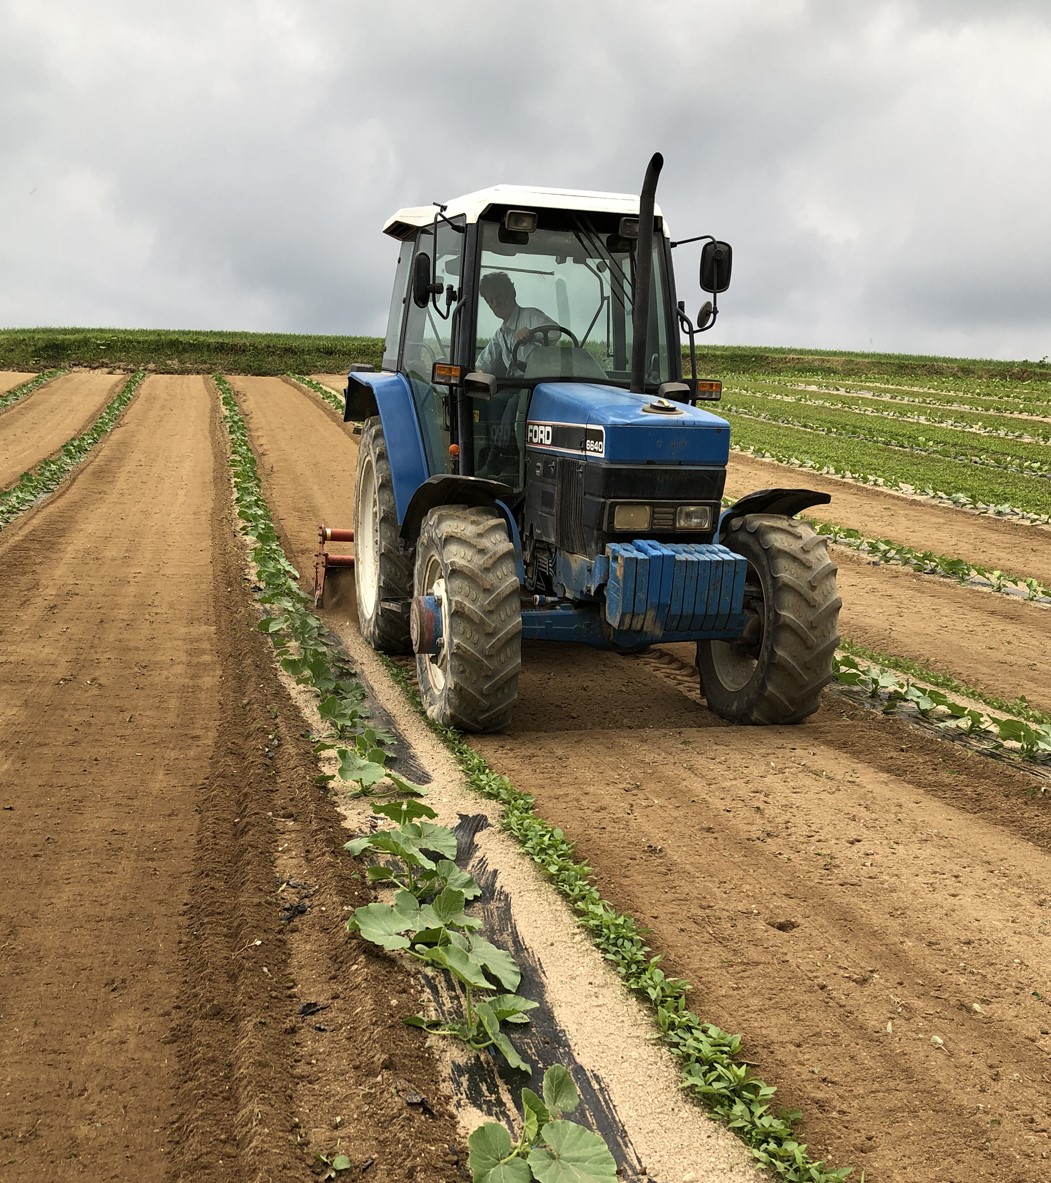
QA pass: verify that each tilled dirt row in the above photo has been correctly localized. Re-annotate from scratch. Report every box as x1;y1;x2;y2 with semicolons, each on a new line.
0;371;37;396
256;377;1049;1183
0;377;461;1182
0;370;125;488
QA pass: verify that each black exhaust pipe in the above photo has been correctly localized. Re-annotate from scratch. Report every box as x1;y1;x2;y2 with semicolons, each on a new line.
630;151;663;394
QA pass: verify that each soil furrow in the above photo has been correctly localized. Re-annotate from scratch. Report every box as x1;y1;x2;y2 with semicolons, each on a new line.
0;370;126;488
0;371;38;397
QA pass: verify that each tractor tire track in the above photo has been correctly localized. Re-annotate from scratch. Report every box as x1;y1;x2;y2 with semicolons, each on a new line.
0;370;126;488
234;378;1051;1183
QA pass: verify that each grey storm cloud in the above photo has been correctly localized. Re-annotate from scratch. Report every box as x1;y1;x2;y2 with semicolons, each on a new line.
1;0;1049;361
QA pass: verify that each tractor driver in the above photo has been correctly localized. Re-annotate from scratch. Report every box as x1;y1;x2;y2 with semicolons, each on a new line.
476;272;551;377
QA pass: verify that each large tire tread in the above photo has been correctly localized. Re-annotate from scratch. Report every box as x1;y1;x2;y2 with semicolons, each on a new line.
698;514;841;725
415;506;522;733
354;417;412;653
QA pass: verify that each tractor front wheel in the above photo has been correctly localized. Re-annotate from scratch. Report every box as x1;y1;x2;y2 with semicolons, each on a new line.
697;514;841;724
354;417;412;652
414;506;522;733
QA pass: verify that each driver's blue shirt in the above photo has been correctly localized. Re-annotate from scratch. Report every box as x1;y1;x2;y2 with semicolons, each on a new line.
476;305;551;376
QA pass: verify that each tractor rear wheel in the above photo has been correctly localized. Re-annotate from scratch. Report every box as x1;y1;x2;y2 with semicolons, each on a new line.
697;514;840;724
414;505;522;733
354;417;412;653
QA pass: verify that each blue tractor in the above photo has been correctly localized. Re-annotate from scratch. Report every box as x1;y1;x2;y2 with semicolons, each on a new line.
342;154;840;732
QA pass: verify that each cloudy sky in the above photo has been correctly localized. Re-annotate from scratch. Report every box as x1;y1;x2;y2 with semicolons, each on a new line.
2;0;1049;362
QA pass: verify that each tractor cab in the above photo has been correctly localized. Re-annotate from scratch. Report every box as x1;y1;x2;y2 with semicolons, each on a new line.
340;156;839;735
368;185;729;497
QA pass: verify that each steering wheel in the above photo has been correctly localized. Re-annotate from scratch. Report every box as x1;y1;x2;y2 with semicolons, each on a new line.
510;323;579;373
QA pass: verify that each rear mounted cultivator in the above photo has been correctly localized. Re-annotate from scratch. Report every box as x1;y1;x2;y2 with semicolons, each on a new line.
312;524;355;608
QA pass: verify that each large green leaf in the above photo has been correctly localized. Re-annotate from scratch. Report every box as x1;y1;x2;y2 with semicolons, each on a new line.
468;1123;529;1183
346;901;414;950
526;1121;617;1183
371;799;437;824
486;994;540;1024
336;748;387;788
468;935;522;992
521;1087;550;1142
417;943;492;990
542;1066;579;1116
435;859;482;899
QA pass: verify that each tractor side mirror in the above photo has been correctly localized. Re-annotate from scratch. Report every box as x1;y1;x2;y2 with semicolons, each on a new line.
699;240;732;294
412;251;441;308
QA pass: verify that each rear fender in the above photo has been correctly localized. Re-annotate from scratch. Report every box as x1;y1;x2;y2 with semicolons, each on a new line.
717;487;830;542
345;371;429;527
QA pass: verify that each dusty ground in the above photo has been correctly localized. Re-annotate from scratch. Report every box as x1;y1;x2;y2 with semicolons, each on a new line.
0;370;125;488
0;372;36;396
2;371;1048;1183
0;376;462;1182
262;376;1047;1183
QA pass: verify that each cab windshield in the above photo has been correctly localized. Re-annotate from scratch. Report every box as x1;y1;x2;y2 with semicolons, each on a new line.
474;214;675;388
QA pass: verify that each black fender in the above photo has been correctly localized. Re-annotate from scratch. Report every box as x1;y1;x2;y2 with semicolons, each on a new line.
401;475;514;542
717;487;831;542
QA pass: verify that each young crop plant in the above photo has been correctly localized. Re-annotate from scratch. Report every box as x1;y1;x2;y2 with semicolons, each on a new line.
345;800;538;1071
834;654;1051;764
467;1065;618;1183
290;373;345;414
216;373;417;799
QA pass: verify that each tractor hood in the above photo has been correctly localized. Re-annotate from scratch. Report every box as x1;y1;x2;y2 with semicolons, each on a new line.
526;382;731;466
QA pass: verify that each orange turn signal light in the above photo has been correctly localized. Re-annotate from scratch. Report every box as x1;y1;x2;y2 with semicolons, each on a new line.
432;362;461;386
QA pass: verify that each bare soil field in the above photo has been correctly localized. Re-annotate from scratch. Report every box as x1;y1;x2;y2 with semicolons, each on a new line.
0;370;125;488
0;372;36;396
2;372;1048;1183
0;377;463;1182
254;376;1047;1183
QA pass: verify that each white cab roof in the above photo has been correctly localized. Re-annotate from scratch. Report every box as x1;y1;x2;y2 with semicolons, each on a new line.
383;185;668;240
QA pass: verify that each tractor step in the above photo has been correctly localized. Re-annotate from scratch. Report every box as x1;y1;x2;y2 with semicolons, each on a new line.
312;524;355;608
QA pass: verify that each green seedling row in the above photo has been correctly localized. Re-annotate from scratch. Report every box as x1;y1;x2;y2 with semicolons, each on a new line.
291;373;345;413
724;393;1051;477
0;368;68;414
808;519;1051;603
730;420;1051;520
725;372;1051;417
0;370;145;530
217;372;618;1178
725;380;1051;444
380;657;853;1183
834;654;1051;765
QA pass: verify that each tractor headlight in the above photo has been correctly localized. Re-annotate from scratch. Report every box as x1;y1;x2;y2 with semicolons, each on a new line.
612;503;652;531
675;504;714;531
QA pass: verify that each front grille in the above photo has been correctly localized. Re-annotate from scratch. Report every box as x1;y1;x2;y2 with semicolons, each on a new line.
556;458;587;554
651;505;677;530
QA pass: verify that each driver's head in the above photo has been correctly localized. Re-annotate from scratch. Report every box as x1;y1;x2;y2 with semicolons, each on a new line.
480;272;516;318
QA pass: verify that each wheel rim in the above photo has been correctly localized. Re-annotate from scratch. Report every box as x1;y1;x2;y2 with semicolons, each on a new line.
418;560;450;695
357;453;380;617
707;561;765;691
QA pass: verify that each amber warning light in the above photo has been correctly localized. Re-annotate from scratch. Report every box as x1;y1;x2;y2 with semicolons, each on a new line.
693;378;722;402
432;362;461;386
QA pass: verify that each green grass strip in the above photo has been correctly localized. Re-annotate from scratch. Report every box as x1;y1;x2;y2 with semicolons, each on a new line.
379;655;852;1182
0;368;68;414
0;371;145;530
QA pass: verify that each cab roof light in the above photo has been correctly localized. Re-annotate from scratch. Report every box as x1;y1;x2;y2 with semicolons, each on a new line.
503;209;537;234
